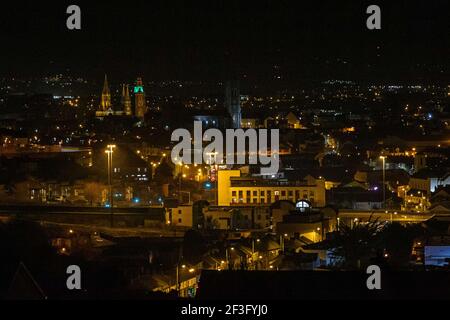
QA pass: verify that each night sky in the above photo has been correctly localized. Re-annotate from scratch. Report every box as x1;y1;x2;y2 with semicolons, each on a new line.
1;0;449;82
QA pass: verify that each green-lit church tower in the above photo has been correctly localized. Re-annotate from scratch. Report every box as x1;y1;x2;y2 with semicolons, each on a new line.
134;77;147;119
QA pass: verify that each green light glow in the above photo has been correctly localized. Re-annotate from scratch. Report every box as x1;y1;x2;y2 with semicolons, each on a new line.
134;86;144;94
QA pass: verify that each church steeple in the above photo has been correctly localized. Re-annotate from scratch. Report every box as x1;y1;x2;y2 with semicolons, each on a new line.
100;74;111;111
122;84;132;116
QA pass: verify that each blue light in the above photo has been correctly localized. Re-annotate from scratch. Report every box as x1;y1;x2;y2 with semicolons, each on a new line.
133;197;140;203
105;203;111;208
204;182;212;190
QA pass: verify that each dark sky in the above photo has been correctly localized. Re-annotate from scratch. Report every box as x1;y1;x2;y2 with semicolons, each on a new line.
1;0;449;82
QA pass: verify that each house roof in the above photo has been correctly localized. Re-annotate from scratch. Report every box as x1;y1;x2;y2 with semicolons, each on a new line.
196;270;450;299
412;168;447;179
7;262;47;300
429;201;450;212
432;186;450;198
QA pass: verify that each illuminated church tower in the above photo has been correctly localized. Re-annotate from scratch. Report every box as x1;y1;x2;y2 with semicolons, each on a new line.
100;74;112;111
96;74;115;118
134;77;147;119
122;84;132;116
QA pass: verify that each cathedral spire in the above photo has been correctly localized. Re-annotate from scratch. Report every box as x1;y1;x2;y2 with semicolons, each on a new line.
123;84;132;116
121;84;126;101
100;74;112;111
102;74;110;95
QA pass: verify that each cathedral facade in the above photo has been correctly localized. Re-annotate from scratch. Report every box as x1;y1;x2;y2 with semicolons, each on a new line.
96;75;147;119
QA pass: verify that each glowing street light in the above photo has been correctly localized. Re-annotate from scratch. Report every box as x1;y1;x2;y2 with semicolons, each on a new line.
105;144;116;227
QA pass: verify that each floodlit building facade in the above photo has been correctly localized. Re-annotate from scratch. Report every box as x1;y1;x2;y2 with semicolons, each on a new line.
218;170;326;207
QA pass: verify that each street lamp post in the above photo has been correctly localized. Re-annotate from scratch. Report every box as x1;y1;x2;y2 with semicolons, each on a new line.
225;248;229;269
105;144;116;227
177;162;183;202
380;156;386;209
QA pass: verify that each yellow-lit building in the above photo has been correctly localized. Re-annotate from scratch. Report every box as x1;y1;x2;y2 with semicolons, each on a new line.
241;118;260;129
165;205;193;227
218;170;326;207
286;111;304;129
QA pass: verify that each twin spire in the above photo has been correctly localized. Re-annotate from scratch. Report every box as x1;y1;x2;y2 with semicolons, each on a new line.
122;83;132;116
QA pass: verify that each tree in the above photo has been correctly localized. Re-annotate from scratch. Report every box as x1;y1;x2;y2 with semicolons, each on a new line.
192;200;209;229
330;218;384;270
84;181;106;206
153;159;174;185
380;222;424;269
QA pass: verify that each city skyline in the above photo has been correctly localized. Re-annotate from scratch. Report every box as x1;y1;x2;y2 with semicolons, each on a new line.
1;0;450;304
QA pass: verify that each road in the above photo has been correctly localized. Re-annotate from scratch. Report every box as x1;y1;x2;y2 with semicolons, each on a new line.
339;210;434;223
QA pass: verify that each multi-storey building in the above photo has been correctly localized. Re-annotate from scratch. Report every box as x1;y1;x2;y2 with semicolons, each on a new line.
217;170;326;207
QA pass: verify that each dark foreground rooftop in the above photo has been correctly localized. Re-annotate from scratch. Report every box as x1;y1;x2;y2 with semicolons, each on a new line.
197;270;450;300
